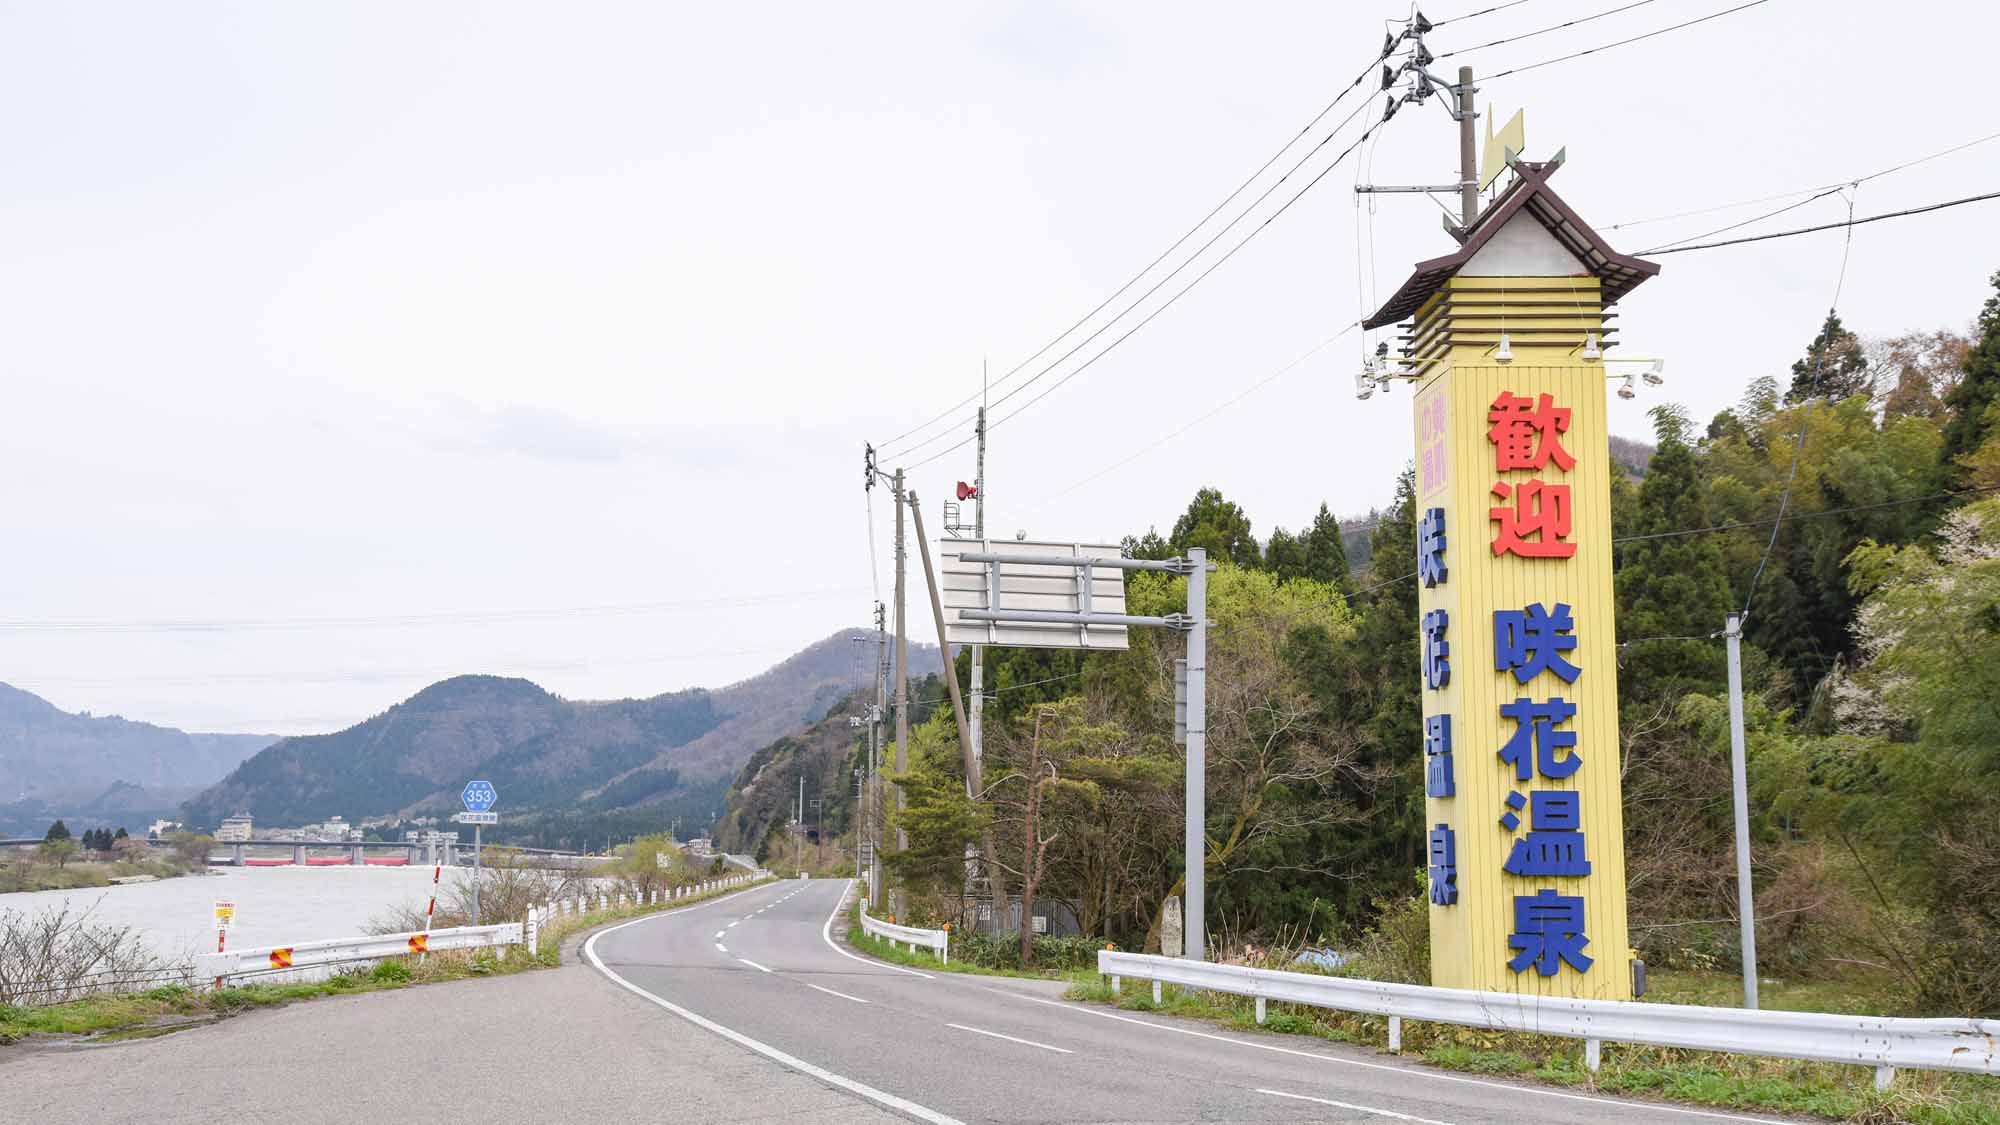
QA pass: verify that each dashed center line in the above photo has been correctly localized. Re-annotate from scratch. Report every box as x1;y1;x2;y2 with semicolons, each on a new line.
1259;1088;1453;1124
738;957;772;973
944;1023;1072;1054
806;983;870;1004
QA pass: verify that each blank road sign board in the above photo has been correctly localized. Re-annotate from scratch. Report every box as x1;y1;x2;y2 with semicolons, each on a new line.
939;539;1131;651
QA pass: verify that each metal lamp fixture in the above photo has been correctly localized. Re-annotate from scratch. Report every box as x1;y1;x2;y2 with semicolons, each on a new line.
1616;372;1637;400
1581;331;1603;362
1643;358;1666;385
1494;331;1514;364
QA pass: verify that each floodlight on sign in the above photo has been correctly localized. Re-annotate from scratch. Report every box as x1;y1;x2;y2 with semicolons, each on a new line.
938;539;1133;651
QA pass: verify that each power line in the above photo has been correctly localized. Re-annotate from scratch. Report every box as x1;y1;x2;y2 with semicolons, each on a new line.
912;109;1396;470
1435;0;1541;26
1636;186;1845;254
1484;0;1774;81
898;95;1381;466
1644;189;2000;255
1023;324;1359;515
873;55;1386;459
1611;484;2000;545
1600;128;2000;231
1437;0;1664;58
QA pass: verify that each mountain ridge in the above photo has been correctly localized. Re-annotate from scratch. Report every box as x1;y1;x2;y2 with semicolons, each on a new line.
180;630;943;830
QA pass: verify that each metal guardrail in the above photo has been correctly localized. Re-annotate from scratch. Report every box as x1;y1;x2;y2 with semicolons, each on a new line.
1099;951;2000;1091
196;923;523;984
859;905;948;964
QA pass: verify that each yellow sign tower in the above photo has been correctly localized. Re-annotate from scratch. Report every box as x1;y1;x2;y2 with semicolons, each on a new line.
1364;161;1659;1000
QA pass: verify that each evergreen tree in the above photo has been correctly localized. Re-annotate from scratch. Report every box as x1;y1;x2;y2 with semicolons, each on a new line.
1615;405;1732;700
1942;269;2000;471
1299;503;1351;588
1168;487;1261;568
1783;312;1870;404
44;819;70;842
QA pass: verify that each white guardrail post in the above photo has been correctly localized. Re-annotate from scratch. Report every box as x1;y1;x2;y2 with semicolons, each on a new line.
194;923;524;985
859;905;948;965
1097;951;2000;1082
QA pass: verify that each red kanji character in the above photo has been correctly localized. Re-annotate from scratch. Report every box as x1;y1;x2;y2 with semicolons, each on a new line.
1487;391;1575;473
1490;479;1576;558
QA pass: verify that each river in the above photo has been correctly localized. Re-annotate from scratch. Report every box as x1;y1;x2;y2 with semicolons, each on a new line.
0;865;463;964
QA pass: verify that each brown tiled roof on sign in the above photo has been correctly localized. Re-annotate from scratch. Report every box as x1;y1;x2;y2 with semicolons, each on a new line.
1361;161;1660;330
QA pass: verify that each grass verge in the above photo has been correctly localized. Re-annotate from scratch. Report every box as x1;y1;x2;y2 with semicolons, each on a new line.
0;876;777;1047
842;904;1097;983
1061;976;2000;1125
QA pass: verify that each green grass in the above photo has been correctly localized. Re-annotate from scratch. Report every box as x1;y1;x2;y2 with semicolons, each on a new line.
843;906;1097;983
1063;972;2000;1124
0;876;777;1046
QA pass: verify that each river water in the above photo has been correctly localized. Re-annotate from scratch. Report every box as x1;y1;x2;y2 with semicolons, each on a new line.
0;865;461;965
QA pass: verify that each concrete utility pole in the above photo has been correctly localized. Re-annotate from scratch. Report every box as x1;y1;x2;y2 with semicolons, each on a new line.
1456;66;1479;227
1724;612;1760;1008
872;602;887;907
970;395;986;776
1182;548;1208;961
893;469;910;862
909;492;1011;927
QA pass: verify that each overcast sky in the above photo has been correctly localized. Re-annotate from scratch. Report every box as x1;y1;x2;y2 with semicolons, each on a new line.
2;1;1994;736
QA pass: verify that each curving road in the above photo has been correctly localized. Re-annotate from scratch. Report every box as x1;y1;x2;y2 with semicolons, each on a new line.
586;877;1801;1125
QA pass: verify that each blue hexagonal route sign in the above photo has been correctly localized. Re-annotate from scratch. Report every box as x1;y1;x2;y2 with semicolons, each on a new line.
461;780;497;813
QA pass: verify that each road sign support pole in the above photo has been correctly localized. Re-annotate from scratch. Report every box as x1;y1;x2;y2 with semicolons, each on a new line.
1725;612;1759;1009
1184;548;1207;962
472;823;482;927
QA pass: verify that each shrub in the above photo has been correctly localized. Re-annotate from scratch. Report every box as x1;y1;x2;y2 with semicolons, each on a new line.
370;960;411;984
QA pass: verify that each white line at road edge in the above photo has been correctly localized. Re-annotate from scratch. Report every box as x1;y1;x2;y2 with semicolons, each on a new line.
806;983;870;1004
944;1023;1073;1054
819;878;933;979
738;957;772;973
586;907;962;1125
988;990;1790;1125
1260;1087;1453;1125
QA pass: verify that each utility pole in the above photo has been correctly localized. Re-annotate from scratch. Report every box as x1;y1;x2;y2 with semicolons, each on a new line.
1724;612;1760;1008
872;602;886;907
970;387;986;778
1182;548;1207;961
909;491;1011;927
893;468;910;868
1456;66;1478;227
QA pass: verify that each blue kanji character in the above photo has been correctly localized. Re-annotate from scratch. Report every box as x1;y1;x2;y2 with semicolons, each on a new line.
1419;507;1448;587
1427;824;1458;906
1425;714;1455;798
1497;697;1580;781
1423;610;1450;690
1498;789;1526;831
1503;832;1592;876
1530;790;1580;830
1508;889;1593;976
1493;602;1581;684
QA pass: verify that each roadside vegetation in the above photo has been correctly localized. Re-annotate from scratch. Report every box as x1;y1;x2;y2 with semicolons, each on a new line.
1;828;215;894
1063;971;2000;1125
1;834;770;1047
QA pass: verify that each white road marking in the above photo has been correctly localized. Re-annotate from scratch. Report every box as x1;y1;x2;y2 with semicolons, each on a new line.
806;983;870;1004
727;921;740;928
714;943;727;953
945;1023;1072;1054
987;990;1790;1125
584;921;962;1125
817;879;933;979
1259;1088;1453;1124
738;957;772;973
714;930;726;940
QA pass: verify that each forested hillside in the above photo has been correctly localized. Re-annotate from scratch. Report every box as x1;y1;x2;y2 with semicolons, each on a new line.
881;269;2000;1016
181;630;947;844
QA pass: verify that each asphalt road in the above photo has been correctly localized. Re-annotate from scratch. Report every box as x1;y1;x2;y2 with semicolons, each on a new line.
587;877;1805;1125
2;879;1809;1123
